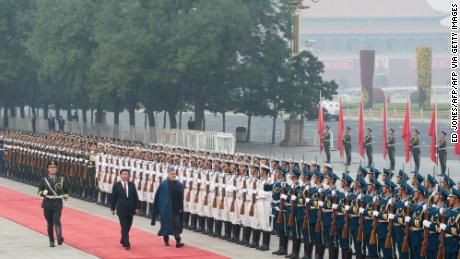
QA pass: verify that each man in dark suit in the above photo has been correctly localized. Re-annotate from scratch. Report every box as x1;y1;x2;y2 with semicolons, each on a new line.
111;169;139;250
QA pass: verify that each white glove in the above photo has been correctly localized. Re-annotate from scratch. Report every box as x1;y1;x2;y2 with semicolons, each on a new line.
332;204;338;210
43;190;48;196
440;223;447;231
388;213;395;220
318;201;324;207
305;198;311;203
357;194;362;200
404;201;410;207
345;205;350;211
440;208;445;214
373;211;379;217
373;196;378;203
331;190;336;196
423;220;431;228
387;198;394;205
423;204;427;211
359;208;365;214
281;194;288;200
318;188;323;193
291;195;297;200
305;185;310;191
405;216;411;223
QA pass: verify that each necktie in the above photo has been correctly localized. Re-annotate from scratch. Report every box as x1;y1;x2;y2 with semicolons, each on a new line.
123;182;127;197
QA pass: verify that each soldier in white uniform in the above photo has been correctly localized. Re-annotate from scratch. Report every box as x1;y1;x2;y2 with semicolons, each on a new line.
240;164;257;246
255;164;272;251
234;163;248;244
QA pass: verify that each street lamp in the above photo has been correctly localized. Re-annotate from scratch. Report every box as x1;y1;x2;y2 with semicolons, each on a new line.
288;0;319;55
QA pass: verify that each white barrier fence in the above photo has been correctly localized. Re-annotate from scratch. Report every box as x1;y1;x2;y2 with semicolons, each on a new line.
0;117;236;154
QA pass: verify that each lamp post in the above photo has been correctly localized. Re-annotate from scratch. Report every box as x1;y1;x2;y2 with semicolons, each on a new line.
287;0;309;55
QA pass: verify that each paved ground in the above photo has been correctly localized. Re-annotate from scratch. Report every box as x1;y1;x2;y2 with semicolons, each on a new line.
0;217;97;259
0;178;283;259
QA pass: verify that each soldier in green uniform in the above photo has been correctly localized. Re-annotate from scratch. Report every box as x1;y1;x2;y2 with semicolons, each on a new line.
38;160;70;247
386;128;395;170
343;126;352;167
323;126;331;163
364;128;373;168
437;131;447;176
410;129;420;173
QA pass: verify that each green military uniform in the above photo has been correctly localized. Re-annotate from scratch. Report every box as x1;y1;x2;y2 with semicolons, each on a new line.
411;135;420;173
323;130;331;163
38;160;70;247
343;131;351;166
437;137;447;175
386;133;395;170
364;134;373;168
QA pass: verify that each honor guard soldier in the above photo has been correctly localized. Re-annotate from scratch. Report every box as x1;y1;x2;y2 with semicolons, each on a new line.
271;168;289;256
254;164;272;251
437;131;447;176
359;177;379;259
423;187;449;258
38;160;70;247
364;128;373;168
342;126;352;167
386;128;396;170
285;167;302;258
438;188;460;259
389;181;413;259
375;178;396;259
85;160;98;202
323;126;331;163
410;129;421;173
336;174;354;259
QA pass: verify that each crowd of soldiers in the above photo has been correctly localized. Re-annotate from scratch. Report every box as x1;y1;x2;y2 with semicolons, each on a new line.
0;129;459;259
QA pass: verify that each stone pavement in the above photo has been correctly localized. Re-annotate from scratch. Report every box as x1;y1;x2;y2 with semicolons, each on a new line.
0;178;282;259
236;142;460;182
0;216;97;259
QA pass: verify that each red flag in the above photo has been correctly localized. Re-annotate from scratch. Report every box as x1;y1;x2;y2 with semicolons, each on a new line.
318;100;324;153
401;100;411;163
338;99;344;158
383;95;387;159
358;96;365;158
429;103;437;163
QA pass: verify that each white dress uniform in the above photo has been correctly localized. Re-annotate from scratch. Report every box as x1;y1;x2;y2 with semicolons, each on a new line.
256;177;273;231
225;173;237;224
236;175;248;225
202;169;213;218
244;176;258;228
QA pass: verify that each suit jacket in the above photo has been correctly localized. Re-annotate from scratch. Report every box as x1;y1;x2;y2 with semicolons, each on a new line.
110;181;139;216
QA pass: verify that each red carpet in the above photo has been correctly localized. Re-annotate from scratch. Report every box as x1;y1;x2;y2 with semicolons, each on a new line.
0;186;228;259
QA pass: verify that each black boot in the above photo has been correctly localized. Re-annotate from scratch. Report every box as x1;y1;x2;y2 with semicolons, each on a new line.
273;235;288;255
301;241;312;259
230;224;240;243
197;216;205;232
316;244;325;259
190;214;198;231
213;220;222;238
250;229;260;248
205;217;214;235
239;227;250;246
286;238;297;258
183;212;190;229
222;222;232;240
47;224;54;245
259;231;271;251
55;224;64;245
105;194;111;207
332;247;339;258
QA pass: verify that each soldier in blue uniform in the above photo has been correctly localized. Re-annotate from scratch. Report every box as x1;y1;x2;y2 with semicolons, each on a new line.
272;168;290;256
382;168;394;182
439;188;460;259
336;174;353;259
285;168;302;258
298;168;311;259
440;174;455;192
349;175;366;259
389;181;413;259
301;170;320;259
423;188;449;259
360;177;379;258
319;173;338;258
405;184;428;259
395;169;409;188
425;174;438;193
376;178;397;259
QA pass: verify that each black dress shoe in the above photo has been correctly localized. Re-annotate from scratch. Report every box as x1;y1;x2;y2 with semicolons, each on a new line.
50;242;55;247
164;243;170;246
176;242;184;248
125;245;131;250
58;238;64;245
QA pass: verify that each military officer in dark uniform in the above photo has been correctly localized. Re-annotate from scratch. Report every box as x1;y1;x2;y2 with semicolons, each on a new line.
38;160;70;247
271;168;290;256
439;188;460;259
323;126;331;163
410;129;421;173
437;131;447;176
342;127;352;167
389;182;413;259
364;128;373;168
386;128;396;170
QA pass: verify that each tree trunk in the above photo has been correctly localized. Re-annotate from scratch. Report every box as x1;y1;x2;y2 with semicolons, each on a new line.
194;101;204;131
55;107;60;119
90;108;94;125
163;111;167;128
66;106;72;121
168;108;177;129
222;111;226;132
272;104;278;144
128;106;135;126
146;106;156;127
2;106;8;128
9;105;16;118
178;109;182;129
82;107;87;123
95;105;103;124
31;105;37;117
43;105;49;119
113;103;120;125
19;105;25;118
246;114;252;142
299;114;305;145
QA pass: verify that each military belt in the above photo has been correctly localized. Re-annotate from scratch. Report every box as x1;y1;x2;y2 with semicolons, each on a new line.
45;195;63;199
